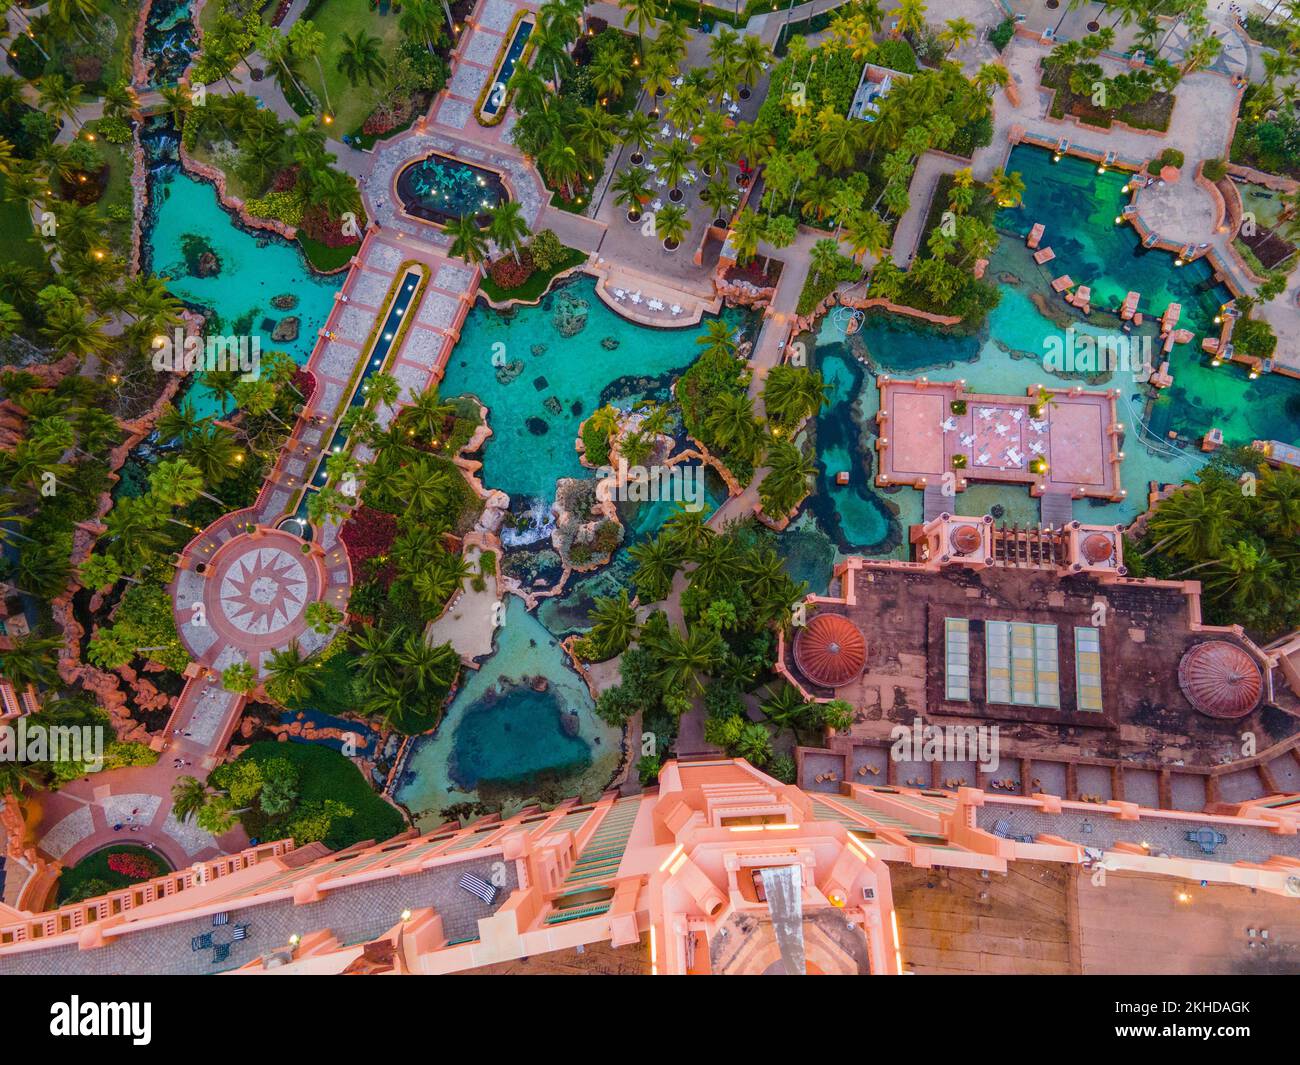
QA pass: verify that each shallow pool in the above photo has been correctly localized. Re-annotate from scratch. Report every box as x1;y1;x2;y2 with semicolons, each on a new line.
144;160;344;419
395;153;509;226
442;275;756;506
394;598;621;824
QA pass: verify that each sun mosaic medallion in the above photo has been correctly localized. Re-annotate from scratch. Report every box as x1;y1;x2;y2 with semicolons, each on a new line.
218;547;309;636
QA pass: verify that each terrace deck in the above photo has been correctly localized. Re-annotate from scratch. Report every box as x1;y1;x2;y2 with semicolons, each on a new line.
875;378;1124;501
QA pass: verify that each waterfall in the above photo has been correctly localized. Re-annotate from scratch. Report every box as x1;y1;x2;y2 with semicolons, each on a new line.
760;865;806;976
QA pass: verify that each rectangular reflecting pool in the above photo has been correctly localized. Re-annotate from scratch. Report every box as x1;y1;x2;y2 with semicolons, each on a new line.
481;17;535;118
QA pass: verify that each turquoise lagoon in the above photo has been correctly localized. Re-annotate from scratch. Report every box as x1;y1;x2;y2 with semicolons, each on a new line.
806;144;1300;559
441;276;755;505
393;598;622;826
146;169;344;419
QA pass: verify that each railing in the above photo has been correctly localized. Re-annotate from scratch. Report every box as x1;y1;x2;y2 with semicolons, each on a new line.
0;840;294;948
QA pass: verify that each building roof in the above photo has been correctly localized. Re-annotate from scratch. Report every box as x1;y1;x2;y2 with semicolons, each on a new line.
793;613;867;688
1178;640;1264;719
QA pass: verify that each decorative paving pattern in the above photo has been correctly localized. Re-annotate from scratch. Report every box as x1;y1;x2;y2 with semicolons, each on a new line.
160;811;218;857
336;305;374;343
219;547;308;635
463;27;506;67
101;793;161;827
434;262;473;291
350;269;393;307
40;807;95;859
449;61;490;102
185;683;239;747
417;291;462;329
436;97;473;130
480;0;518;33
398;331;446;368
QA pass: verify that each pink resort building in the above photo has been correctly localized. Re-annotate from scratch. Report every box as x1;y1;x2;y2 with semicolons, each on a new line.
0;748;1295;975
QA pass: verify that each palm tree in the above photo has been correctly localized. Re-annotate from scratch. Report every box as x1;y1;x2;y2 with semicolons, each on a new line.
844;208;890;264
704;390;758;455
149;457;225;509
628;534;681;601
289;19;332;113
182;423;243;486
338;30;386;87
759;439;816;517
648;624;723;694
654;202;690;250
697;318;737;359
620;0;662;54
653;139;692;198
612;166;651;220
988;167;1026;208
763;365;827;428
171;776;211;824
895;0;929;40
487;201;530;264
448;214;488;266
592;46;631;106
729;208;766;266
761;682;819;743
700;179;740;227
587;589;637;658
37;74;83;132
1143;483;1237;561
0;632;62;691
736;35;771;90
620;110;654;162
155;400;208;446
264;642;320;705
940;17;976;54
400;0;445;52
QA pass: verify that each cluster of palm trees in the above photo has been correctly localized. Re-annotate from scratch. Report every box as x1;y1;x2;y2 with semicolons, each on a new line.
445;201;531;270
1135;462;1300;634
607;21;774;250
350;623;460;733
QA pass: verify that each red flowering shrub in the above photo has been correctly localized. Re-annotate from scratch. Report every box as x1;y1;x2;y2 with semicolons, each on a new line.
339;505;397;569
271;165;300;193
488;250;536;290
301;205;363;249
107;853;159;881
292;368;317;404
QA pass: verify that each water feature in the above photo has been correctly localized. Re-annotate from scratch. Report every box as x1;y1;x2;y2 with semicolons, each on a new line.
293;268;425;525
442;275;756;509
393;598;621;825
481;18;535;119
801;144;1300;565
140;117;345;421
142;0;197;89
395;153;510;226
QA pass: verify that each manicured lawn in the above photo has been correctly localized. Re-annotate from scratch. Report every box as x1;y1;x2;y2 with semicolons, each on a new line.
230;741;405;850
299;233;360;272
480;245;588;303
56;845;171;905
0;179;46;269
294;0;405;132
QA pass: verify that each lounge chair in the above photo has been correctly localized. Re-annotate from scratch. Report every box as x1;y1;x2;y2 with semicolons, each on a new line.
191;933;213;951
458;871;499;905
232;924;250;941
212;912;230;927
212;943;231;964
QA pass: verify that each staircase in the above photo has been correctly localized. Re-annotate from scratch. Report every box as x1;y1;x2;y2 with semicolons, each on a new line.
1039;491;1074;530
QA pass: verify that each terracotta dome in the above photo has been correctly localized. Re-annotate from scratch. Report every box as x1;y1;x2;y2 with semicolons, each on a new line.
1081;533;1114;565
1177;641;1263;719
793;613;866;689
950;523;983;555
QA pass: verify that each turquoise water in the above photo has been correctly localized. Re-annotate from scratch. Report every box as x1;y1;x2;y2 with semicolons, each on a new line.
804;145;1300;557
146;171;344;418
537;461;729;637
1000;145;1300;449
395;153;509;226
442;276;754;505
393;598;621;822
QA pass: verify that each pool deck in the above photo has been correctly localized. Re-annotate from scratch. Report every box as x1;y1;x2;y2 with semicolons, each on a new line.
874;378;1125;502
588;261;720;328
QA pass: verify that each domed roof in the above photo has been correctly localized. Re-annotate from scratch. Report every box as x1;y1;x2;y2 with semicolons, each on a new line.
793;613;866;689
1081;532;1114;565
950;523;983;555
1177;641;1263;719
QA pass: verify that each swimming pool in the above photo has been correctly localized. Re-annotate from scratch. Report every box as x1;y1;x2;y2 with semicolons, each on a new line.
395;153;510;227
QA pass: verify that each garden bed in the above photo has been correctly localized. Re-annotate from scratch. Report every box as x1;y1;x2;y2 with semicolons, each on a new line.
1042;64;1174;132
56;845;171;905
